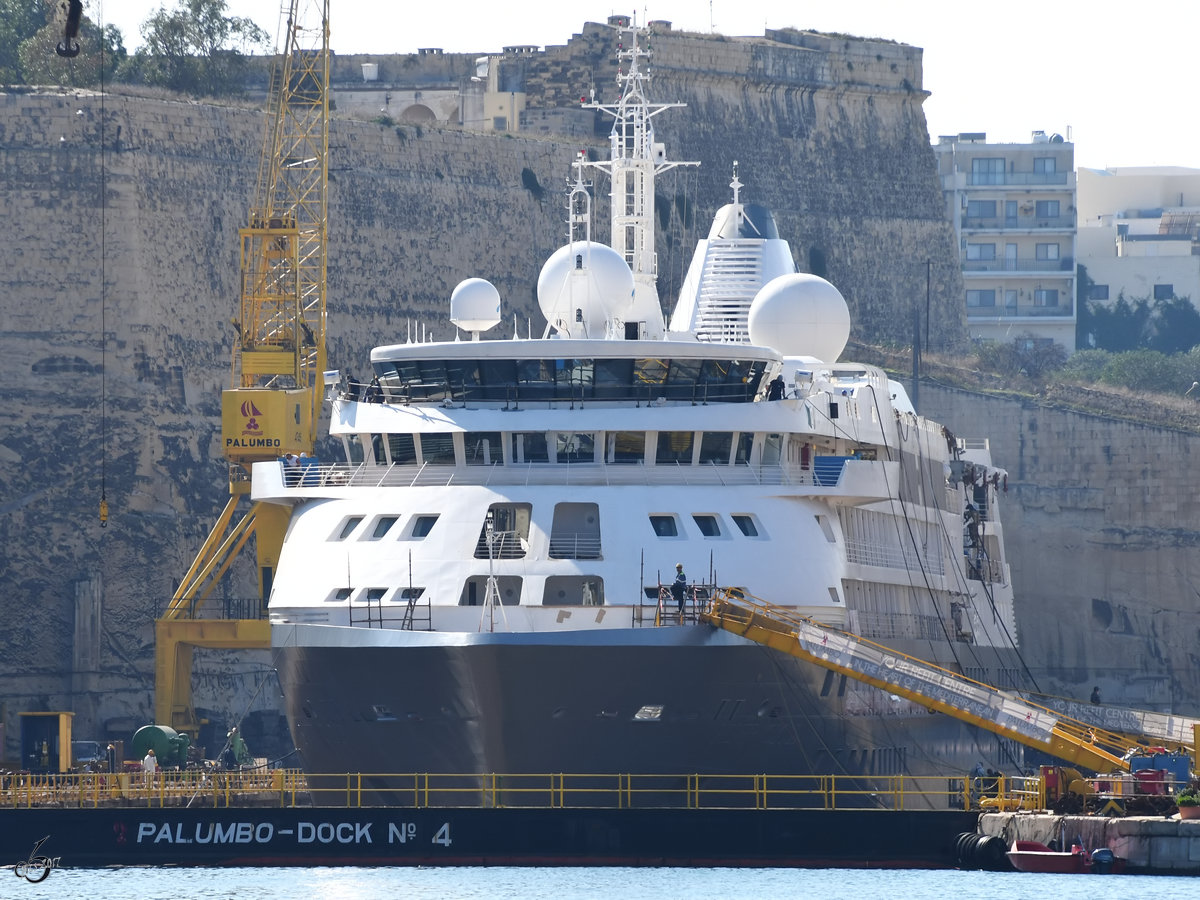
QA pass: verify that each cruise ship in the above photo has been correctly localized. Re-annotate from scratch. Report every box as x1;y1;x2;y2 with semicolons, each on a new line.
265;22;1023;784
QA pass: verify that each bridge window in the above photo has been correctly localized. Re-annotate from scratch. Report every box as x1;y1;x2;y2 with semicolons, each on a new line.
698;432;733;465
555;432;595;463
387;433;417;465
418;433;456;465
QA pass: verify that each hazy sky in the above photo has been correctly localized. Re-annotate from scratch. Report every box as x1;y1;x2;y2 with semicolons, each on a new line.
91;0;1200;171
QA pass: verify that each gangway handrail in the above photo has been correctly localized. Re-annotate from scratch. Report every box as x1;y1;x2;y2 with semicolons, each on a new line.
701;589;1136;774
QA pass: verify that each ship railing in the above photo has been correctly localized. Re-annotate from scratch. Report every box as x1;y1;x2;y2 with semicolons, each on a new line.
277;461;834;489
547;533;603;559
0;770;1069;812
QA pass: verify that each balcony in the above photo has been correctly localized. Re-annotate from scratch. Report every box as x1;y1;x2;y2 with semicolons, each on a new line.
962;257;1074;274
966;172;1070;186
966;302;1075;320
961;215;1075;230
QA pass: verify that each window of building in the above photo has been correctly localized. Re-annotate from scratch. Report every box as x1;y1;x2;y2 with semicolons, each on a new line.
970;157;1005;185
965;199;996;218
650;514;679;537
368;515;398;540
464;432;502;465
1033;157;1056;174
1154;284;1175;300
1035;200;1060;218
1005;290;1018;308
1089;284;1110;301
966;290;996;308
334;516;364;540
732;514;761;537
1033;289;1059;306
1035;243;1060;260
966;243;996;261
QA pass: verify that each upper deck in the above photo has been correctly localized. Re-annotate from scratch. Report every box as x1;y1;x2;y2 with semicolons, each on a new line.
366;338;776;407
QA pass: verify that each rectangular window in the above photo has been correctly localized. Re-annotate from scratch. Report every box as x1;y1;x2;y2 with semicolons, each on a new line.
464;432;502;466
734;433;752;465
1033;157;1056;174
1089;284;1110;301
607;431;645;463
1033;289;1059;306
387;434;417;465
365;588;387;603
327;587;351;603
966;243;996;261
656;431;694;465
698;432;733;465
965;199;997;218
1035;243;1060;260
1035;200;1060;218
649;515;679;537
555;432;595;463
1154;284;1174;300
966;290;996;308
510;432;549;463
419;433;456;465
475;503;531;559
970;157;1005;185
692;514;721;537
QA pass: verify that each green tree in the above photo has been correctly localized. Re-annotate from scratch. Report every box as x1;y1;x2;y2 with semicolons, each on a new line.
138;0;268;96
18;4;126;87
1148;295;1200;355
0;0;46;82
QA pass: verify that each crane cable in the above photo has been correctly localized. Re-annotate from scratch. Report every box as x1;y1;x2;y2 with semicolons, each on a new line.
98;1;108;527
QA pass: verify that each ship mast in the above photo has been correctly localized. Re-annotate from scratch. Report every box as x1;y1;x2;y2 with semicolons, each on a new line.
583;18;697;338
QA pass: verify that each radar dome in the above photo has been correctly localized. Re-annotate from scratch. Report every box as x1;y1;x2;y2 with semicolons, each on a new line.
450;278;502;337
537;241;633;338
747;273;850;362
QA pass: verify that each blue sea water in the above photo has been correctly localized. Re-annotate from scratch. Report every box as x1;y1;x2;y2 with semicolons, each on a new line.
26;866;1199;899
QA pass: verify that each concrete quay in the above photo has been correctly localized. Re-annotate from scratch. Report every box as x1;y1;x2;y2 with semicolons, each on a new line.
981;812;1200;875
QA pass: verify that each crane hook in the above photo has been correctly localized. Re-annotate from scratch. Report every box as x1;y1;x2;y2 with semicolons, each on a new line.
99;496;109;528
55;0;83;58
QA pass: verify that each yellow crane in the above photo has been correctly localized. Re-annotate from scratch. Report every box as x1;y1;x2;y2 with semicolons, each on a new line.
155;0;331;737
701;590;1195;774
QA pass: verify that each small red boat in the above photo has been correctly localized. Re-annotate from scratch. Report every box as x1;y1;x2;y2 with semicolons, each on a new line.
1007;840;1125;874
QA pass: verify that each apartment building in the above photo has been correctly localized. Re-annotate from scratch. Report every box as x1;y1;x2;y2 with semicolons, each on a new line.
1076;167;1200;331
934;131;1077;352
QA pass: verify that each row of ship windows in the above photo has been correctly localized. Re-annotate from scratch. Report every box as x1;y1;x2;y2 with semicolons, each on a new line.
329;506;765;550
343;430;813;467
326;575;607;607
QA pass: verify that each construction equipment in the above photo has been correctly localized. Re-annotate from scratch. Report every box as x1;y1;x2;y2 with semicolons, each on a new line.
702;589;1194;775
155;0;331;737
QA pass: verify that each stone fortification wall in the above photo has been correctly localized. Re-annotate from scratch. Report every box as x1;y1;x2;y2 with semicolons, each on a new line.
0;24;963;752
919;384;1200;714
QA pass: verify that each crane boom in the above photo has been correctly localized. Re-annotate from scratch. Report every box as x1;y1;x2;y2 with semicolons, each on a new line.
701;590;1163;774
155;0;330;737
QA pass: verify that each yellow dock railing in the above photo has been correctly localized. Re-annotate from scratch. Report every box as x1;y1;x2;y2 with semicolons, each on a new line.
0;769;1058;812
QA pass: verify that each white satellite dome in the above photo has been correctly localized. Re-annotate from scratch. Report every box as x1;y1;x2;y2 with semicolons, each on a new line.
747;273;850;362
450;278;502;337
537;241;633;338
